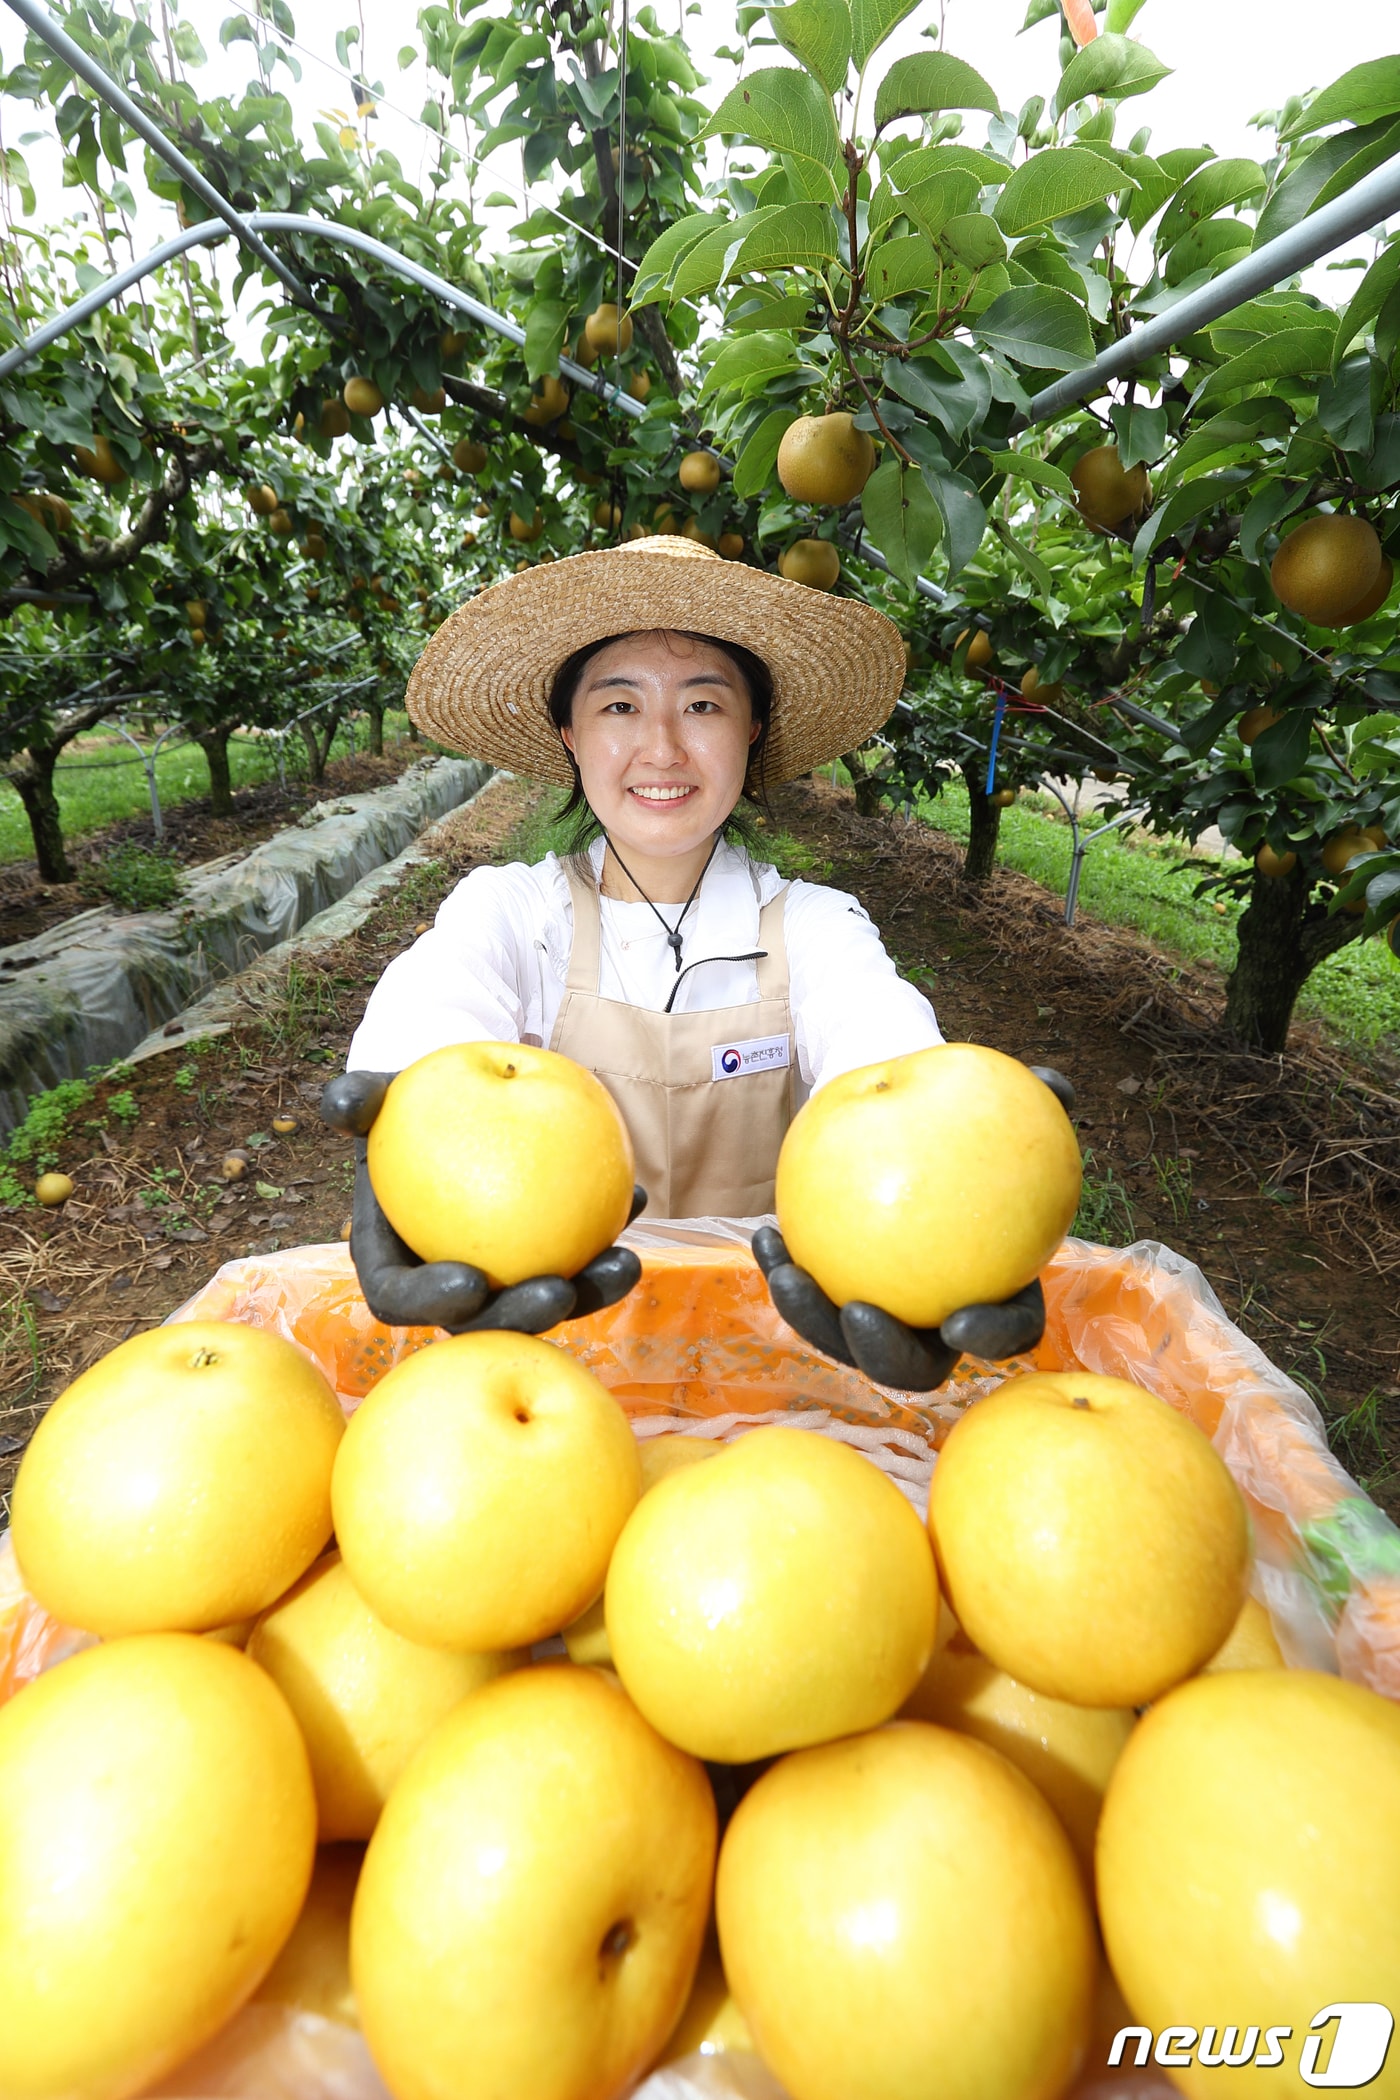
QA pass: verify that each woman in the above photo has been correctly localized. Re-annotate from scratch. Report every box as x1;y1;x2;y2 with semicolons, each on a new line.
324;535;1050;1388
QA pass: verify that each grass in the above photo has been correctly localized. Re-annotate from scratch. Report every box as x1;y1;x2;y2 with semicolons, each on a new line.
0;708;416;866
1071;1148;1138;1246
916;779;1400;1057
0;1065;137;1206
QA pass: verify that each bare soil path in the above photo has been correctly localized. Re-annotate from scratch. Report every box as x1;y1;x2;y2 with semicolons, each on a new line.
3;771;1396;1525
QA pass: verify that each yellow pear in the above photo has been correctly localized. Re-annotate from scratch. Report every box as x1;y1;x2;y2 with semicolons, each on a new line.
1255;841;1298;879
679;448;722;494
1271;513;1382;626
12;1320;343;1637
255;1843;362;2026
352;1664;716;2100
606;1425;937;1762
1341;549;1394;622
342;376;385;417
366;1041;634;1282
660;1933;752;2063
1098;1670;1400;2097
778;537;841;589
1239;702;1283;744
563;1436;720;1666
716;1721;1096;2100
333;1330;640;1650
0;1635;315;2100
585;302;634;355
901;1625;1134;1877
775;1042;1081;1329
1070;444;1150;529
1200;1593;1285;1673
929;1370;1250;1708
776;412;876;506
247;1552;524;1839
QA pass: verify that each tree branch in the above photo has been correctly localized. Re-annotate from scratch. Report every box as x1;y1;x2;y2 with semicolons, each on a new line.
34;443;222;589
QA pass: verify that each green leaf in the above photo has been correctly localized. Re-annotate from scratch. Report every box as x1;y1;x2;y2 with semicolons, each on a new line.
872;52;1000;131
1254;117;1400;249
494;30;550;86
994;514;1056;597
849;0;920;72
1105;0;1151;27
1156;158;1267;253
860;458;942;585
734;199;839;272
898;167;982;239
1053;32;1171;115
1334;240;1400;366
702;66;840;178
883;142;1009;188
1108;400;1168;470
523;296;570;382
699;330;804;397
992;147;1129;236
1238;479;1308;564
1316;355;1376;455
732;407;799;498
669;203;837;299
939;213;1008;269
1192;324;1337;408
1131;467;1253;562
1281;56;1400;141
925;468;988;579
764;0;851;96
975;284;1096;369
985;450;1077;501
1250;709;1314;791
630;211;726;305
866;232;942;304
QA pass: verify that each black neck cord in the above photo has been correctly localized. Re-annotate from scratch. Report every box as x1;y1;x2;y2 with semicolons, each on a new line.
602;832;721;971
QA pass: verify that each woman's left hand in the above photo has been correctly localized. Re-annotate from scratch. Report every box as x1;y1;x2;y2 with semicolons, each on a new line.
751;1064;1072;1391
320;1070;646;1334
751;1227;1045;1391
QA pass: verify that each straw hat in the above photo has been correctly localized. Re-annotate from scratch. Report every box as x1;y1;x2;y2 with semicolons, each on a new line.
406;536;907;785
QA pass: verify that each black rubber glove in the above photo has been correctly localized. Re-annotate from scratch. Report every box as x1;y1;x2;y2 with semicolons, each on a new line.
320;1069;646;1334
752;1066;1075;1392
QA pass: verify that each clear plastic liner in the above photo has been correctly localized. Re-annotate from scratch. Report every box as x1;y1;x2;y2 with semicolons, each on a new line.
1;1224;1395;2100
0;757;489;1130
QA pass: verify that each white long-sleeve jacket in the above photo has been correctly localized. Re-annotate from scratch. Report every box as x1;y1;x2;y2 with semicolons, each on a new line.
348;835;942;1100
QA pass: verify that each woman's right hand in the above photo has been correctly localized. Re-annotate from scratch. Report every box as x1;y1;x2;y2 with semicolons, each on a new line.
319;1070;646;1334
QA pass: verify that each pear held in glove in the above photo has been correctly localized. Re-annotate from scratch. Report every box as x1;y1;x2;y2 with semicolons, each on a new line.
775;1043;1081;1330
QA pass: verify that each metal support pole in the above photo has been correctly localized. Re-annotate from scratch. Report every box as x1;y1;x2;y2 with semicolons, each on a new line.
1023;151;1400;426
0;211;647;422
1;0;314;308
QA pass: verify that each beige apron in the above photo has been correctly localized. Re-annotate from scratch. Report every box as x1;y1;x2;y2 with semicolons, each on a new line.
549;855;795;1219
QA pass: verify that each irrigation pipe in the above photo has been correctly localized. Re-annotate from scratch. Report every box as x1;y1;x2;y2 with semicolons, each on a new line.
3;41;1393;759
1022;151;1400;426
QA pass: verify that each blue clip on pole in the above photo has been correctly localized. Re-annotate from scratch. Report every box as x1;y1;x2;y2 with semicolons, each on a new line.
984;689;1008;797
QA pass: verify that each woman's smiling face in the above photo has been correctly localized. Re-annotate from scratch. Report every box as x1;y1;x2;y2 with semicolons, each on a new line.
560;629;760;864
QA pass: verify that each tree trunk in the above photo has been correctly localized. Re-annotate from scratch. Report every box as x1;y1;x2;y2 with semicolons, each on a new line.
7;746;71;882
297;705;344;782
960;760;1003;882
406;714;420;744
197;726;234;816
1223;866;1363;1052
366;700;385;757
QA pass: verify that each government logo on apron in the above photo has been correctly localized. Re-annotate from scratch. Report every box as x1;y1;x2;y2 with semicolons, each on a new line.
712;1035;792;1081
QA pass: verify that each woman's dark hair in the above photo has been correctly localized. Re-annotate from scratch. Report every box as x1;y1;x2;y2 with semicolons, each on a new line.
545;628;774;849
